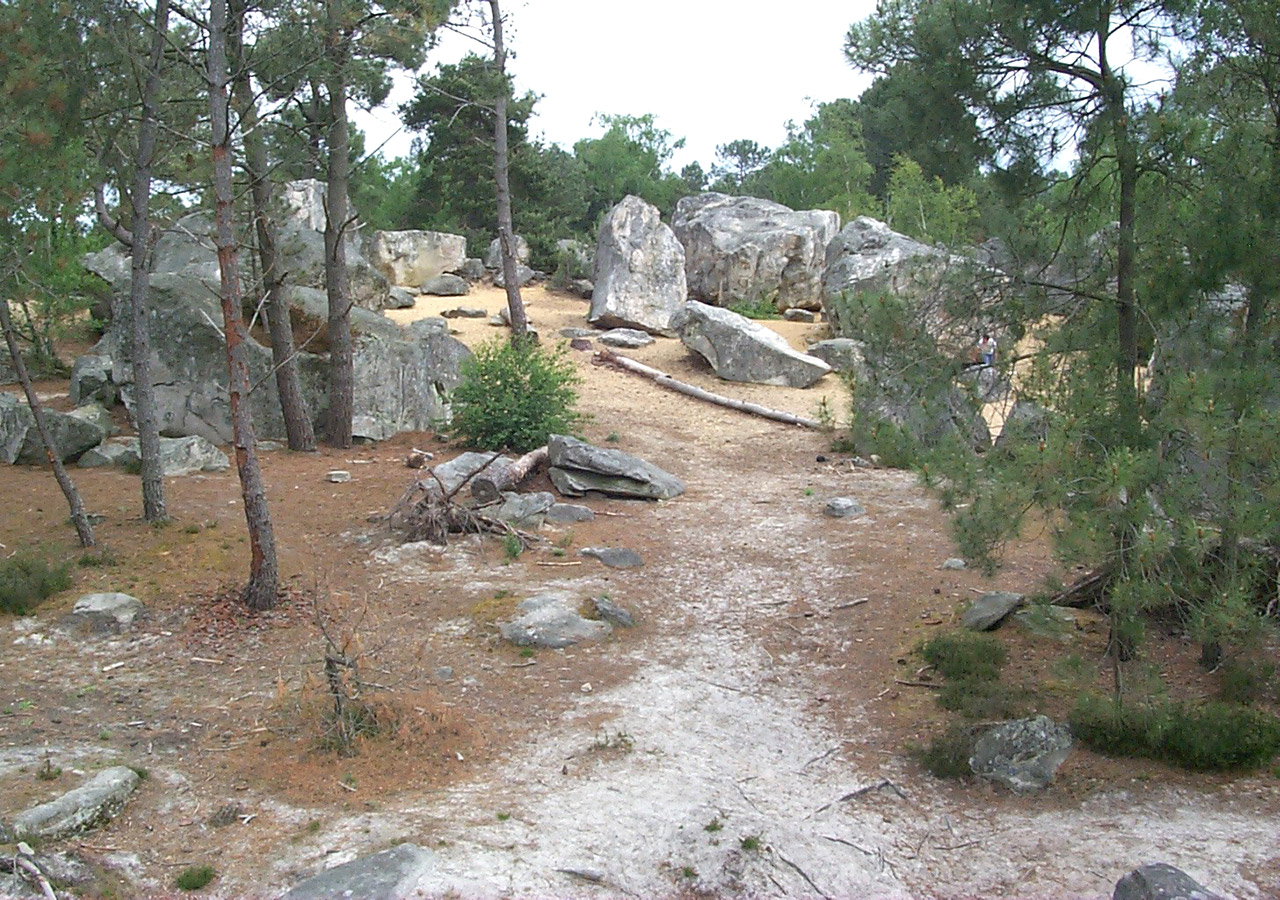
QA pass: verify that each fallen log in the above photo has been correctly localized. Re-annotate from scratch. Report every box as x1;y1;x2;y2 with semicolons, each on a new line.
471;445;548;504
594;348;821;429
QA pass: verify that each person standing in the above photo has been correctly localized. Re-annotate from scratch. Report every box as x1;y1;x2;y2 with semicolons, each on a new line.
979;332;997;366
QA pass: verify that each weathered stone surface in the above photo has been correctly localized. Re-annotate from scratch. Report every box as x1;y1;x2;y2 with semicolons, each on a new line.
597;328;655;349
10;767;140;840
493;491;555;527
961;364;1012;404
427;452;516;496
498;592;612;649
942;557;967;570
546;502;595;523
580;546;643;568
368;230;467;287
486;235;531;269
277;180;389;310
78;435;229;475
385;286;418;309
783;308;815;322
567;278;594;300
1013;604;1078;641
441;306;487;319
994;401;1051;452
451;258;486;281
493;263;535;289
589;195;687;336
671;301;830;388
554;238;594;277
67;403;117;437
69;354;112;406
962;591;1025;631
1113;864;1226;900
672;193;839;311
969;716;1073;792
824;497;866;519
547;434;683;500
282;843;439;900
0;393;105;465
591;596;635;628
420;274;470;296
807;338;870;381
66;592;146;633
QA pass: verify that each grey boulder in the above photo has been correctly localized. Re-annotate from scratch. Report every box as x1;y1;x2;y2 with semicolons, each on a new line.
385;286;418;309
66;592;146;634
1113;864;1226;900
547;434;683;500
969;716;1073;792
426;451;516;496
0;393;105;465
485;235;531;269
807;338;870;381
8;766;140;841
597;328;655;349
590;195;688;336
420;274;470;296
579;547;643;568
493;263;535;289
962;591;1025;631
671;300;831;388
283;843;438;900
498;592;612;649
546;502;595;523
78;435;229;475
824;497;866;519
492;491;555;527
368;230;467;287
672;192;838;311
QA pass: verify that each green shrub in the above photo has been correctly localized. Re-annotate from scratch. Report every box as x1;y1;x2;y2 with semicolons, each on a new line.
449;338;583;452
727;295;781;320
0;551;72;615
937;679;1033;720
909;724;977;779
1070;694;1280;771
175;866;216;891
920;631;1006;682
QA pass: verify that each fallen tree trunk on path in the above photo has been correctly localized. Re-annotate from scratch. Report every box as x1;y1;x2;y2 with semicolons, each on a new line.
471;445;548;504
593;349;821;429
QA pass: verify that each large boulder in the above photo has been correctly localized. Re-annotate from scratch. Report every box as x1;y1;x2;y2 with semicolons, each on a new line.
368;230;467;287
671;300;831;388
672;193;839;312
547;434;684;500
75;274;469;444
589;195;688;336
78;435;229;475
0;393;105;465
969;716;1073;792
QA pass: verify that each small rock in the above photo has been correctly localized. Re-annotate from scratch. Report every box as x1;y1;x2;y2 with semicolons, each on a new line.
559;328;596;339
962;591;1025;631
591;596;634;628
1113;863;1226;900
283;843;438;900
256;440;284;452
969;715;1073;792
580;682;593;693
941;557;967;570
420;274;469;297
434;666;454;682
326;470;351;483
498;593;612;649
385;285;418;309
782;308;816;322
824;497;866;519
569;338;594;351
66;592;145;634
441;306;487;319
546;503;595;523
579;547;643;568
598;328;655;349
493;491;555;528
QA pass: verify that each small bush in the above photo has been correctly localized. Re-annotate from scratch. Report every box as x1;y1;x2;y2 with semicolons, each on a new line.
937;679;1033;720
1219;657;1276;704
1070;694;1280;771
920;631;1006;682
0;551;72;615
175;866;216;891
909;724;977;779
449;338;583;453
727;296;781;320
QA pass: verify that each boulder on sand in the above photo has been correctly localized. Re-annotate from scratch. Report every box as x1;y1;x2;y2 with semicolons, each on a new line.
671;301;830;388
589;196;687;336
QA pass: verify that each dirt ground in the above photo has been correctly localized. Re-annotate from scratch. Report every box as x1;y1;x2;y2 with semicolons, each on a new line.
0;285;1277;899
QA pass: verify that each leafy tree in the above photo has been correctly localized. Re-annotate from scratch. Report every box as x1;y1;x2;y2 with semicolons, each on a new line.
711;138;769;192
884;155;980;247
573;113;688;219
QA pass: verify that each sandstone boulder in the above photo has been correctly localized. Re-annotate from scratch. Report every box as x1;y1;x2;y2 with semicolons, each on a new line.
589;195;687;336
969;716;1073;792
369;230;466;287
671;301;830;388
0;393;105;465
547;434;683;500
485;235;531;269
672;193;838;311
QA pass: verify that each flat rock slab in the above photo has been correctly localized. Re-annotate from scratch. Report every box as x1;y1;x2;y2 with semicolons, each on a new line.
493;491;555;527
671;300;831;388
963;591;1025;631
969;715;1073;793
580;547;643;569
283;843;438;900
591;596;635;628
78;435;229;476
420;274;469;296
824;497;866;518
547;434;683;501
1113;863;1226;900
427;452;515;496
498;592;612;649
546;503;595;523
66;592;145;634
441;306;487;318
598;328;655;349
9;766;140;840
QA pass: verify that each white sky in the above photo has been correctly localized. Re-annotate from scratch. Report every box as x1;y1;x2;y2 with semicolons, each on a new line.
353;0;879;171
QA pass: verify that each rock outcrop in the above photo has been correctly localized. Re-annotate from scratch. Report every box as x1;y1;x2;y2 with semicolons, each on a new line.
671;301;831;388
589;196;687;336
0;393;105;465
547;434;683;500
672;193;838;311
368;230;466;287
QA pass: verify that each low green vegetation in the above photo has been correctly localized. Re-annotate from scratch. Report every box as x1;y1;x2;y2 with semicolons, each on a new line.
0;550;72;615
449;337;583;453
908;723;979;779
175;866;216;891
727;296;781;320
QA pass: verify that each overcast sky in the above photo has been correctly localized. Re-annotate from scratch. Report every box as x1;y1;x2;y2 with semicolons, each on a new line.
353;0;880;171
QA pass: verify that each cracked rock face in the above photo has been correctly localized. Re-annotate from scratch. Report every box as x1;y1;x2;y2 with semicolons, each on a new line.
589;196;687;337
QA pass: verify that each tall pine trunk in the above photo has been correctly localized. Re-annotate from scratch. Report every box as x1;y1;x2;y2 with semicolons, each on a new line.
322;0;354;448
229;0;315;451
209;0;279;611
128;0;171;523
0;300;94;547
488;0;528;338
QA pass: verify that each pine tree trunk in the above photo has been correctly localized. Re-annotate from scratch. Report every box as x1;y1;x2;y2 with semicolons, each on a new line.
323;0;354;447
209;0;279;611
0;300;94;548
229;0;315;452
128;0;171;523
489;0;528;338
